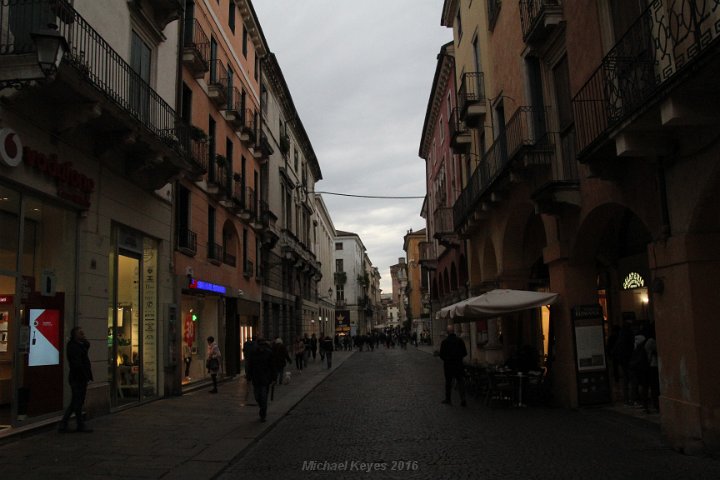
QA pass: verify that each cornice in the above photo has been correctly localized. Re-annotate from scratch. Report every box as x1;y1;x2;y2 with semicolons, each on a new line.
419;42;455;159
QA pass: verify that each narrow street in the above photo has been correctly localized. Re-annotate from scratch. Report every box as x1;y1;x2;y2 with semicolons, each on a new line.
2;348;717;480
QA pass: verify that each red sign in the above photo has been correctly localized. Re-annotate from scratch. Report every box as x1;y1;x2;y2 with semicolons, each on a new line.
29;309;61;366
0;295;13;304
184;313;195;348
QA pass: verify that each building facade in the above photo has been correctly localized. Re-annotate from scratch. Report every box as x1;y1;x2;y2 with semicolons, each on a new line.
0;0;192;428
403;229;427;336
435;0;720;453
314;194;336;338
173;0;267;391
389;259;408;329
258;53;322;346
333;231;367;336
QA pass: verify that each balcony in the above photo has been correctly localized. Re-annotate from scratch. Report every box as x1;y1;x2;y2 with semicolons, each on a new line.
572;0;720;163
334;271;347;285
239;109;256;144
449;107;471;154
252;132;273;161
531;127;581;215
453;107;555;233
207;60;228;107
458;72;486;127
208;242;224;266
0;0;196;191
251;199;269;231
236;185;256;221
176;226;197;256
519;0;564;45
418;241;437;270
221;87;243;129
206;156;230;198
176;124;208;180
279;132;290;155
432;206;460;248
182;18;209;78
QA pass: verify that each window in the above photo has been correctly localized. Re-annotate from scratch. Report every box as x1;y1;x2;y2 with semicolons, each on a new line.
335;242;343;250
294;150;299;171
254;53;259;80
226;138;234;189
228;1;236;33
130;31;151;121
181;83;192;123
456;7;463;41
210;37;218;82
242;24;248;58
209;116;216;180
336;259;344;272
208;205;216;245
336;285;345;301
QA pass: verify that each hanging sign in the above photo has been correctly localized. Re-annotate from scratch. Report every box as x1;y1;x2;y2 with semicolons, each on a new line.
0;128;23;167
622;272;645;290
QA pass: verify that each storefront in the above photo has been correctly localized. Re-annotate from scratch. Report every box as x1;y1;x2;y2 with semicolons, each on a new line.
107;226;160;407
0;181;78;430
180;280;224;388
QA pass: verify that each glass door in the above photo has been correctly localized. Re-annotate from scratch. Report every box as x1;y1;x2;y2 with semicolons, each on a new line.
112;253;141;406
0;276;16;430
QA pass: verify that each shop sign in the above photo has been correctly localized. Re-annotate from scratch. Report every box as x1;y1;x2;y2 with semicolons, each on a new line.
0;128;23;167
188;279;227;294
0;129;94;207
335;310;351;334
622;272;645;290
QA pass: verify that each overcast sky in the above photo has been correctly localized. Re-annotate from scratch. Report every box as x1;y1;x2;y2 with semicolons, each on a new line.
252;1;451;293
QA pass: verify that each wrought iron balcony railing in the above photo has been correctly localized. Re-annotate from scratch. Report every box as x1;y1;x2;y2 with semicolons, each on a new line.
0;0;179;148
433;206;455;236
208;242;224;264
519;0;563;43
177;226;197;256
240;109;256;144
453;107;554;230
207;157;230;197
207;59;229;106
175;123;209;177
449;107;471;153
253;131;273;159
457;72;486;120
572;0;720;160
222;86;243;129
182;17;209;77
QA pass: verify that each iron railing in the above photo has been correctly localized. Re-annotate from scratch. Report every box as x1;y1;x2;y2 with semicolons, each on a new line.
175;123;209;173
433;206;454;235
226;86;243;113
241;108;256;142
208;58;228;92
0;0;179;146
519;0;561;41
208;242;224;263
572;0;720;159
453;107;553;230
448;107;470;151
257;132;273;157
182;17;209;65
458;72;485;116
208;157;230;194
177;226;197;255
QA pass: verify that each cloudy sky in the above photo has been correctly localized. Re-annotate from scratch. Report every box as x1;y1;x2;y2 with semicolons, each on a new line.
252;1;451;292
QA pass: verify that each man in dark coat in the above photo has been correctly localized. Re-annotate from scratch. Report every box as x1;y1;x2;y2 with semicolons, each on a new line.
247;338;274;421
59;326;93;432
320;335;334;369
439;324;467;406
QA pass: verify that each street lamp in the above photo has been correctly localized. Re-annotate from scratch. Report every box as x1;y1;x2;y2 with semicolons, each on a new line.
30;26;68;77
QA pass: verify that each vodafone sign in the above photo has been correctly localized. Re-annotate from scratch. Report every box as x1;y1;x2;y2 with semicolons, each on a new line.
0;128;23;167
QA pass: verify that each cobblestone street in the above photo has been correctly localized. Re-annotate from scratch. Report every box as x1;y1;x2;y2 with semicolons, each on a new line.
220;347;720;480
1;347;719;480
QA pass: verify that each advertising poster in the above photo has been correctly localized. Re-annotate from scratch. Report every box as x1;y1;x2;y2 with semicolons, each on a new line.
572;304;610;405
28;309;61;366
335;310;350;334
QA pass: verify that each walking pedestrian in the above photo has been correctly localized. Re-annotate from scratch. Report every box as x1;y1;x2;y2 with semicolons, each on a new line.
243;335;257;400
310;333;318;361
320;335;334;369
206;336;221;393
271;337;291;385
294;336;305;371
439;324;467;407
247;338;274;422
58;326;94;433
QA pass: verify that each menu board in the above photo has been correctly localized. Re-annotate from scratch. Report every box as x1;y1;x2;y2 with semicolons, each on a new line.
572;305;610;405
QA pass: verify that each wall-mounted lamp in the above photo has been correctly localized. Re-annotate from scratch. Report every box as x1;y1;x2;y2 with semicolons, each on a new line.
31;26;68;77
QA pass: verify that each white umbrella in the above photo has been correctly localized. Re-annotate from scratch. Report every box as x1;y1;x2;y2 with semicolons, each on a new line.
436;289;558;320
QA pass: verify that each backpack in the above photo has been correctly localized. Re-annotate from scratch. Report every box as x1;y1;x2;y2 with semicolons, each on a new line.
629;340;649;372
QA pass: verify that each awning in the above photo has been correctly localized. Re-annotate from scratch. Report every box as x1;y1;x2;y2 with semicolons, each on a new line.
436;289;559;321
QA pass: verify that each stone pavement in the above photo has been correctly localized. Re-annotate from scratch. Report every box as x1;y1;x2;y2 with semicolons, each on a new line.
0;350;353;480
2;346;720;480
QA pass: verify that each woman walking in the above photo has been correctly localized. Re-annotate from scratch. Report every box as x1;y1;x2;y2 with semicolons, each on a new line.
206;336;221;393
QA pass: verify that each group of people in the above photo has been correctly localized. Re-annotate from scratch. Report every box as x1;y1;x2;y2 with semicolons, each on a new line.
608;321;659;413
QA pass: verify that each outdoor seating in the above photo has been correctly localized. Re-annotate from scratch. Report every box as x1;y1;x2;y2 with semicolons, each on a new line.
485;370;514;407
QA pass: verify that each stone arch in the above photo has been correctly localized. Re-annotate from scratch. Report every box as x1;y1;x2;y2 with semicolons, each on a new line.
502;203;543;275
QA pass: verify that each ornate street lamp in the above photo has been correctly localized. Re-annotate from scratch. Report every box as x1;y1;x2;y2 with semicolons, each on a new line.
30;26;68;77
